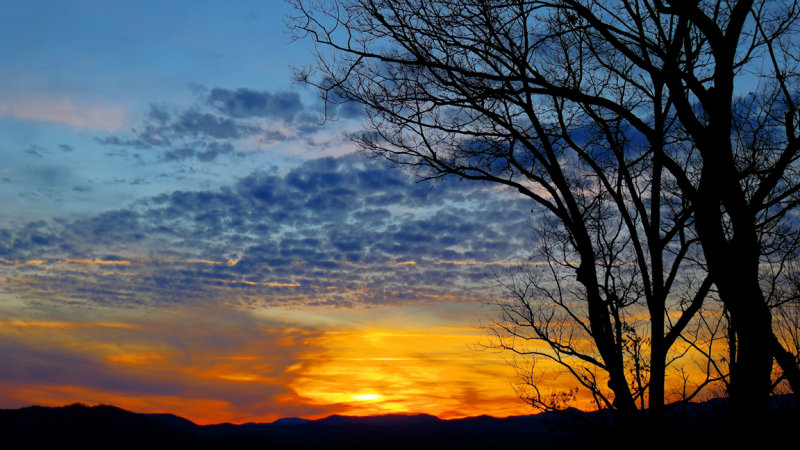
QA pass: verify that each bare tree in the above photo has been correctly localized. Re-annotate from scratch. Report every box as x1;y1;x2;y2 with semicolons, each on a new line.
487;216;722;417
288;0;800;430
538;0;800;426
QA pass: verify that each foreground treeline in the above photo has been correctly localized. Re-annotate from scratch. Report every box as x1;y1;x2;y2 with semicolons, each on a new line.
287;0;800;435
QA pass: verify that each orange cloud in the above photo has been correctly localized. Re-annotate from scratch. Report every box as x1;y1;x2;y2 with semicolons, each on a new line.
433;260;552;266
0;311;338;424
220;280;301;288
61;259;132;265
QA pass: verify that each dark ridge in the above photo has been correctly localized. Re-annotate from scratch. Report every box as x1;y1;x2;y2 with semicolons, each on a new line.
0;403;197;449
317;412;441;426
0;397;796;450
269;417;313;426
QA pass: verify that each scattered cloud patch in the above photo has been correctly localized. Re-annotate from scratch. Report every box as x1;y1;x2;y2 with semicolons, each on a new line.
208;88;304;121
24;145;46;158
197;142;235;161
97;87;349;165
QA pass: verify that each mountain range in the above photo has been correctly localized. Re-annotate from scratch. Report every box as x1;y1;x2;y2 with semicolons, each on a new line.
1;397;796;449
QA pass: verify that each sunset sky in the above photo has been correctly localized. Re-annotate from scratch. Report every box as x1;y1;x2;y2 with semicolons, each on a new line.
0;0;571;424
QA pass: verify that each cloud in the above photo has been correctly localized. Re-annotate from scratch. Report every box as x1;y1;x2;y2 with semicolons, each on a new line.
0;310;338;423
208;88;304;121
170;110;257;140
106;106;260;149
160;142;236;163
0;152;543;422
197;142;235;161
0;97;125;131
323;89;363;120
97;87;336;164
162;147;196;162
0;154;534;309
0;307;531;423
24;145;46;158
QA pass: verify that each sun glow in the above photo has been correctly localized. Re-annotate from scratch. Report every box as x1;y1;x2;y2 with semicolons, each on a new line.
288;326;528;418
352;393;383;402
0;304;539;424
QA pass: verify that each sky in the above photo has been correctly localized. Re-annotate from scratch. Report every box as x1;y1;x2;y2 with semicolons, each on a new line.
0;0;574;424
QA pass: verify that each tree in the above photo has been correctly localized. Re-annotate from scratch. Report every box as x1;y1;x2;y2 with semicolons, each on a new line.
630;1;800;421
288;0;800;430
487;215;723;417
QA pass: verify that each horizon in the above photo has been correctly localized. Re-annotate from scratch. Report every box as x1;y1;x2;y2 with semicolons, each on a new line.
6;401;545;425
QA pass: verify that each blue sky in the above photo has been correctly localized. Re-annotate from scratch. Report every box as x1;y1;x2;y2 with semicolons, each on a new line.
0;0;330;222
0;1;550;423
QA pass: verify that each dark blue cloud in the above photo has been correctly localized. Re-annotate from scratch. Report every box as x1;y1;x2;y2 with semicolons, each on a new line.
197;141;235;161
321;82;364;119
208;88;305;121
24;145;46;158
148;104;171;124
170;110;255;140
98;88;329;164
0;154;534;307
157;142;236;163
162;147;196;162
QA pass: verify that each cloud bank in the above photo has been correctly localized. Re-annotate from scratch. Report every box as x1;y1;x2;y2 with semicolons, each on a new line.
1;153;534;310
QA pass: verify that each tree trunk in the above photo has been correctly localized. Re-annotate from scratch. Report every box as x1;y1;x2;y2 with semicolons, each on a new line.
726;285;773;423
693;165;773;431
649;313;665;431
574;259;638;423
772;334;800;402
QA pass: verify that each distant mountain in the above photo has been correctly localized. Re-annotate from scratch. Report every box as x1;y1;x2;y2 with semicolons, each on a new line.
1;397;796;450
268;417;313;426
0;404;195;449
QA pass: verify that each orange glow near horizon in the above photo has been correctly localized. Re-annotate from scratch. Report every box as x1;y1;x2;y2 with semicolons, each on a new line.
0;310;547;424
287;327;538;419
0;299;725;426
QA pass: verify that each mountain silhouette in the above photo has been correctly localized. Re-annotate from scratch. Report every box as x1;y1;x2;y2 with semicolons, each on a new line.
1;397;796;449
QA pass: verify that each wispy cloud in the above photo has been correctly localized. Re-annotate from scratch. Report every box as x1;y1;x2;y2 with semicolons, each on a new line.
0;97;125;131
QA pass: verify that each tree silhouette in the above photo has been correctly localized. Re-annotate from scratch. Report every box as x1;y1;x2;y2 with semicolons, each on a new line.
288;0;800;431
